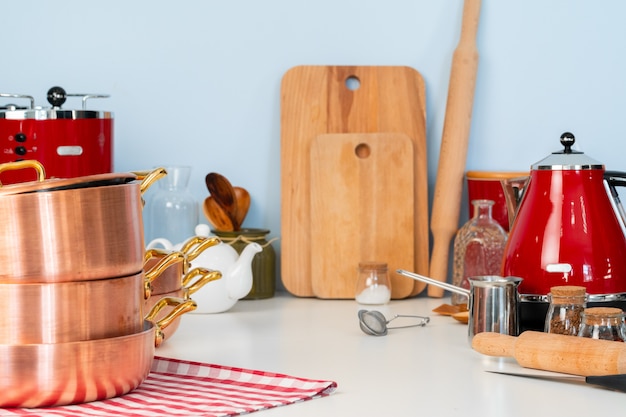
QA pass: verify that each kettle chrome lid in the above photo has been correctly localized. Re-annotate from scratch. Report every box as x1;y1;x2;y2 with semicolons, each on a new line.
533;132;603;171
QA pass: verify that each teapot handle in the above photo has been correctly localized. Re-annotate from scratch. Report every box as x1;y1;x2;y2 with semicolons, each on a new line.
604;171;626;235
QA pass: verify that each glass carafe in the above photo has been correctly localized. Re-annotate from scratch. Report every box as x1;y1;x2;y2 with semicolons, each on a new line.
146;166;198;244
452;199;508;306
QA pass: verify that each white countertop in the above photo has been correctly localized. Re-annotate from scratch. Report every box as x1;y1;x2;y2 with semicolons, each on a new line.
157;293;626;416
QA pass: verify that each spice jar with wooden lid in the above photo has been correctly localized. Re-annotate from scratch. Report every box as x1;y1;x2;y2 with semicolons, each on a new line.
544;285;587;336
578;307;626;342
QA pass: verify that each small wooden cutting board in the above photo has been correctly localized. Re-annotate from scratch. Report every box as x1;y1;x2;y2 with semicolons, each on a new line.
310;133;415;299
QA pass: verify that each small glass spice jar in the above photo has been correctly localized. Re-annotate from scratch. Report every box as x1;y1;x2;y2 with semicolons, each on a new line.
544;285;587;335
355;262;391;305
578;307;626;342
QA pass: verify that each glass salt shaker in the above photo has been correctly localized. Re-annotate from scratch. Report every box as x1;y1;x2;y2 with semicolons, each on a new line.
578;307;626;342
544;285;587;335
355;262;391;305
451;199;508;306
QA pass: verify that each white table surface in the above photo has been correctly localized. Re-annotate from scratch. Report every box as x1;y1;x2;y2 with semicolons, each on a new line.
157;293;626;416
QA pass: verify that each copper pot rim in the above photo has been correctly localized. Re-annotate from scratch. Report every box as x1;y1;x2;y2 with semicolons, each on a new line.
0;269;145;288
0;171;138;196
0;160;167;196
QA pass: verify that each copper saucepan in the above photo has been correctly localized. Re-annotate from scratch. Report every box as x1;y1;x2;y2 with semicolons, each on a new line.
144;236;221;294
0;272;147;344
145;267;222;341
0;161;165;283
0;298;196;408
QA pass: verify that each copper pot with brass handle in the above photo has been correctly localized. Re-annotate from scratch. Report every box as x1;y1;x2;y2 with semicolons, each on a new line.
0;160;166;283
0;297;196;408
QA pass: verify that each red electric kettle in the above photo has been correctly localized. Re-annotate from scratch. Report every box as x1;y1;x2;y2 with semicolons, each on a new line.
502;132;626;329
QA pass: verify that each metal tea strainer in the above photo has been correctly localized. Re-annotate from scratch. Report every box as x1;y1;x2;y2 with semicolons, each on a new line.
358;310;430;336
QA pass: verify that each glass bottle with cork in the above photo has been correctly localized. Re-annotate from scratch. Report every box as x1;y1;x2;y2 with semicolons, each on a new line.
451;199;508;306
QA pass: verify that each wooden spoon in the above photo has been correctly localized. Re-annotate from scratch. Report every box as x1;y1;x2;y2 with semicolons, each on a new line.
202;196;234;231
452;310;469;324
205;173;239;228
233;186;250;229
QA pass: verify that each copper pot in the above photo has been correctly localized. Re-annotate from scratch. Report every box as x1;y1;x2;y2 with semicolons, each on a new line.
144;236;221;294
0;161;165;283
145;267;222;341
0;298;195;409
0;272;148;344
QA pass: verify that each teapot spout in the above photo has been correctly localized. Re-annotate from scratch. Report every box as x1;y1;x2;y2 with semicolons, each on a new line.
226;242;263;300
501;176;530;230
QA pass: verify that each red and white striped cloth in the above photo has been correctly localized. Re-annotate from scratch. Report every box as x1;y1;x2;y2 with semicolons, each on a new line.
0;356;337;417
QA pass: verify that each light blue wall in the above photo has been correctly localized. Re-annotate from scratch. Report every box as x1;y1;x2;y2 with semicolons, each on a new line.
4;1;626;286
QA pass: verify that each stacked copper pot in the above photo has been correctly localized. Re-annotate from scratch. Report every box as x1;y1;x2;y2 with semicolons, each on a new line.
0;162;205;408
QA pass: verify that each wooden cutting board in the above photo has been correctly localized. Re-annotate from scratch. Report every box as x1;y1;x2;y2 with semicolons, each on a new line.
280;65;429;298
310;133;415;299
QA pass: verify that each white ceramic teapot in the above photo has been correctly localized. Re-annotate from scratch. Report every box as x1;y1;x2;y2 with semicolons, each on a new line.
147;224;262;313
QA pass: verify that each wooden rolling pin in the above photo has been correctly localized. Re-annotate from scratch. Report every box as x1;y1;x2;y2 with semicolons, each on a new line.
428;0;482;297
472;331;626;377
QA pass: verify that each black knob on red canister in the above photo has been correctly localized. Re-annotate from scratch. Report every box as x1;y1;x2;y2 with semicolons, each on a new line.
560;132;575;153
47;86;67;107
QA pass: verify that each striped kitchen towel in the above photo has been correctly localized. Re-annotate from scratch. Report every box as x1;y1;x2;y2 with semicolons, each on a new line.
0;356;337;416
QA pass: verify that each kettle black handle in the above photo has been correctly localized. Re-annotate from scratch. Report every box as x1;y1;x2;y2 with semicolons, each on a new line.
604;171;626;232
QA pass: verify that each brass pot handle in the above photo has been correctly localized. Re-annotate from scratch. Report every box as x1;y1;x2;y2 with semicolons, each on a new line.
0;160;46;186
182;267;222;296
143;250;186;299
132;167;167;195
145;296;197;347
180;236;222;262
143;248;170;263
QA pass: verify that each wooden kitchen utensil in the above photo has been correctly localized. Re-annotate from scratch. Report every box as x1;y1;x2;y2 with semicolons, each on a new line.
281;65;428;298
203;196;235;232
472;331;626;377
233;186;251;228
205;173;239;229
310;133;414;299
429;0;482;297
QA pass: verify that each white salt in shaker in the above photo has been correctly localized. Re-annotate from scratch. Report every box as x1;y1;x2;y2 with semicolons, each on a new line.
355;262;391;305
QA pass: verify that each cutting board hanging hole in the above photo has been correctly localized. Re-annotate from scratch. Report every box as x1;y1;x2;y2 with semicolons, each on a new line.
345;76;360;91
355;143;370;158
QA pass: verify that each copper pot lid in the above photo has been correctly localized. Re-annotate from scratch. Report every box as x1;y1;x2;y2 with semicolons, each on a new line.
0;160;166;196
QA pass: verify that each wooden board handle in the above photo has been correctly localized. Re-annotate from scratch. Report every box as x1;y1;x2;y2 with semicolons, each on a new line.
472;331;626;377
428;0;481;297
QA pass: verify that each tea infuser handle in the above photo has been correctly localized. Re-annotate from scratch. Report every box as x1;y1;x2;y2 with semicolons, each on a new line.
386;314;431;329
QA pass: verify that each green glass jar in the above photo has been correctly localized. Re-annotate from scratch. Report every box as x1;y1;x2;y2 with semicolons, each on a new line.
213;228;276;299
